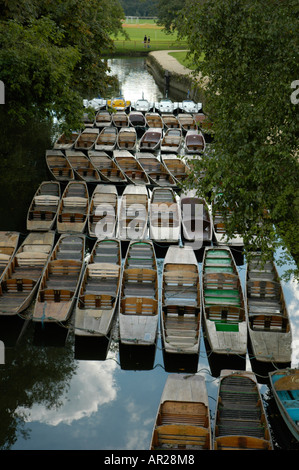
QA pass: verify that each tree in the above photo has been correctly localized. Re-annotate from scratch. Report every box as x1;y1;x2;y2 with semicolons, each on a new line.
154;0;185;33
0;0;125;132
165;0;299;278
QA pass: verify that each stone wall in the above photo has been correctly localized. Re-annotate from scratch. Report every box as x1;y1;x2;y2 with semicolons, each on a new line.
146;53;206;105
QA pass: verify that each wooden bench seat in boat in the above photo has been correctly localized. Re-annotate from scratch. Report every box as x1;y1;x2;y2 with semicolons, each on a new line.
126;244;155;268
250;314;289;332
159;401;209;427
214;435;272;450
247;279;280;298
123;268;156;298
164;269;199;306
121;297;157;315
79;293;115;310
206;305;245;323
0;253;11;266
15;251;49;266
153;424;210;449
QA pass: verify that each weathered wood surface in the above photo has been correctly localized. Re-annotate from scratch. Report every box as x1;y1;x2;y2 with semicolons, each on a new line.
149;187;180;243
161;246;201;355
33;234;85;323
74;239;121;338
94;126;118;152
213;369;273;450
0;231;20;281
65;150;101;183
0;231;55;316
88;184;118;239
119;240;158;346
113;150;150;185
116;185;149;241
88;150;127;183
57;181;89;234
246;253;292;363
161;153;190;185
136;153;176;187
46;149;75;181
150;374;212;450
27;181;61;231
161;128;182;153
201;247;247;356
139;128;162;151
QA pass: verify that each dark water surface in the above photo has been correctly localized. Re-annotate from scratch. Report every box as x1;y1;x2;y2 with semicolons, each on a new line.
0;57;298;452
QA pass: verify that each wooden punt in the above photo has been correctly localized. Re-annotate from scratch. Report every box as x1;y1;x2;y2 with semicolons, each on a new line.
94;126;118;152
0;232;20;282
161;113;180;129
112;111;129;128
185;129;206;154
160;245;201;355
161;128;183;153
178;113;198;133
201;247;247;356
33;234;85;324
65;150;101;183
246;252;292;364
27;181;61;231
214;369;273;450
128;111;146;132
213;205;244;247
74;238;121;338
181;191;212;246
46;149;75;181
57;181;89;234
116;185;149;242
149;187;181;244
88;150;127;184
269;368;299;441
74;128;99;150
117;127;137;151
54;131;79;150
95;110;112;128
119;240;158;346
113;150;150;185
150;374;212;450
161;154;191;185
145;112;163;128
88;185;118;239
139;128;162;152
0;231;55;317
136;153;177;187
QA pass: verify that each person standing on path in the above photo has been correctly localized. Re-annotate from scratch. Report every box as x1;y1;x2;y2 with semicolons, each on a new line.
144;35;147;47
147;36;150;48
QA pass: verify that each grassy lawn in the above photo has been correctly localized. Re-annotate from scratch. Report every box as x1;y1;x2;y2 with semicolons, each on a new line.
112;19;187;53
168;51;205;70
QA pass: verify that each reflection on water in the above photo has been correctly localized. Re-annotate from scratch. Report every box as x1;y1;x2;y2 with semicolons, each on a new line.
0;58;298;451
107;57;164;103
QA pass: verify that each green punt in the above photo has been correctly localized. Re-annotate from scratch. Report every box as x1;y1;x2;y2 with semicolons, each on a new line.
201;246;247;356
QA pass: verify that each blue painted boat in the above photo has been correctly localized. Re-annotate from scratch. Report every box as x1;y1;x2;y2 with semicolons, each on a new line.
269;368;299;441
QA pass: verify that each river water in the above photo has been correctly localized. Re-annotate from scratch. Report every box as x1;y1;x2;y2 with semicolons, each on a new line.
0;57;298;453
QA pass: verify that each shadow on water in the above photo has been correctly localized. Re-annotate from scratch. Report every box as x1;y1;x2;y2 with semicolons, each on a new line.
0;110;53;233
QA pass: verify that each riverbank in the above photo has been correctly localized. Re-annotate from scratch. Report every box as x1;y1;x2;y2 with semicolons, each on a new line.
146;50;206;104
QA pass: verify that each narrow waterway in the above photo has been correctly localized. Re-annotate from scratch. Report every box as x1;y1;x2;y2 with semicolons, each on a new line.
0;57;298;452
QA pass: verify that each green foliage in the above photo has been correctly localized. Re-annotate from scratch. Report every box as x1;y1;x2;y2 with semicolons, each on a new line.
0;0;125;132
174;0;299;278
154;0;185;33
